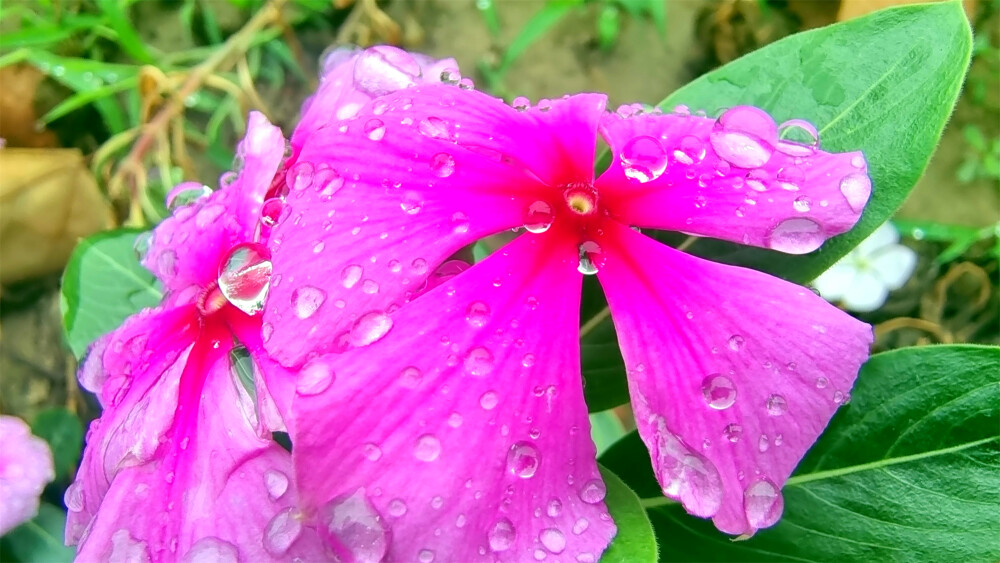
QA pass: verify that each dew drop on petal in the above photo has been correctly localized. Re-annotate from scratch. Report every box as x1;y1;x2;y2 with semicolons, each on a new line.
767;218;825;254
365;118;386;141
745;169;769;192
727;335;745;352
315;165;345;199
539;528;566;554
506;441;540;478
292;286;326;319
710;106;778;168
839;173;872;213
285;161;314;192
133;231;153;261
464;347;495;376
723;423;742;443
418;549;435;563
260;198;284;227
488;518;516;552
167;183;212;211
776;166;804;191
353;46;420;96
264;469;289;500
181;537;239;563
701;374;737;409
480;391;498;410
572;518;590;535
524;200;554;233
651;418;723;516
387;498;407;517
546;499;562;517
430;152;455;177
816;376;829;389
620;135;667;182
793;196;811;212
363;443;383;461
319;490;388;562
776;119;819;156
296;359;334;396
341;264;363;289
743;478;784;529
579;479;607;504
263;507;303;556
766;394;787;416
465;301;491;327
217;242;272;316
673;135;706;165
349;311;393;347
414;434;441;462
577;241;605;275
418;117;450;139
758;434;770;452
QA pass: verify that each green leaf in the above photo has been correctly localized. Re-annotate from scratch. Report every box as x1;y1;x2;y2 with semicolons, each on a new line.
499;0;583;73
61;229;163;359
0;503;74;563
606;345;1000;562
94;0;155;63
580;2;973;412
600;464;658;563
30;408;84;482
590;410;627;456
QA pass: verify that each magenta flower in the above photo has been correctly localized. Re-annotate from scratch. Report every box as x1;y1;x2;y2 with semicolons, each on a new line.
263;83;873;560
0;415;55;535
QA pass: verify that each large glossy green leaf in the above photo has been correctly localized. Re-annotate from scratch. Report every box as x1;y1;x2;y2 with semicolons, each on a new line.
31;408;84;482
580;2;973;412
602;345;1000;562
60;229;162;359
600;464;658;562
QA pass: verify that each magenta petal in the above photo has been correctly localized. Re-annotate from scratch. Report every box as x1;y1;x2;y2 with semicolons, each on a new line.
597;222;872;534
70;343;323;560
596;109;870;253
0;416;55;535
292;233;616;561
143;112;285;291
264;88;606;366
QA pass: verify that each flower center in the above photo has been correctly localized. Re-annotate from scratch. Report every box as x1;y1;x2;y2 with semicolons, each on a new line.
197;283;229;316
563;183;598;216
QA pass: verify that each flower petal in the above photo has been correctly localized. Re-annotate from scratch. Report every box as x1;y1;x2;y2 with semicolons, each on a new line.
811;261;857;302
144;112;285;291
0;416;55;535
596;109;870;254
841;270;889;313
264;87;607;366
292;232;616;562
870;245;917;290
596;222;872;535
70;334;323;561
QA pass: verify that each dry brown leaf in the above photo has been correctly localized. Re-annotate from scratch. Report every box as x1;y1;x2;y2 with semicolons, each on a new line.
837;0;977;21
0;148;115;284
0;64;59;149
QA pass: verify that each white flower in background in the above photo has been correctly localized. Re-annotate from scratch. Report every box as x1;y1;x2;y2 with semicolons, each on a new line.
813;222;918;313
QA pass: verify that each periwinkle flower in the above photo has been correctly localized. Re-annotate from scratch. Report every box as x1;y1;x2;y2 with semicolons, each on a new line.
261;62;874;559
0;415;55;535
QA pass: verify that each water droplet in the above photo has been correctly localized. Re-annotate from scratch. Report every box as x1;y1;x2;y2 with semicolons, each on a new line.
217;243;272;315
776;166;804;191
451;211;470;234
319;489;388;562
723;423;742;443
839;173;871;212
851;155;866;168
264;469;289;500
620;135;667;182
64;482;84;512
539;528;566;554
350;311;393;347
464;347;495;376
727;335;745;351
418;549;435;563
701;374;737;409
506;442;540;478
521;353;536;368
401;191;424;215
414;434;441;462
361;279;380;294
758;434;770;452
365;118;386;140
480;391;498;410
285;161;314;192
448;412;463;428
577;241;604;275
181;537;239;563
766;394;787;416
264;507;302;556
816;377;828;389
743;478;783;528
132;232;153;261
546;499;562;517
418;117;450;139
512;96;530;110
579;479;607;504
297;359;334;395
793;196;811;212
572;518;590;535
767;217;825;254
341;264;363;289
524;200;554;233
363;443;383;461
745;169;769;192
673;135;706;165
710;106;778;168
651;419;723;516
387;498;407;517
315;165;345;199
430;153;455;177
260;198;284;228
488;518;516;552
166;183;212;210
833;390;846;404
776;119;819;156
465;301;490;327
292;286;326;319
353;46;420;97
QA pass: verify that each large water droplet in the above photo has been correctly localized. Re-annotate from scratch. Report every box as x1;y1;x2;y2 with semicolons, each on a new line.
414;434;441;462
766;394;787;416
341;264;363;289
315;165;345;200
181;537;239;563
577;241;605;275
286;161;314;192
743;478;784;528
673;135;706;165
365;119;386;141
651;418;723;516
465;301;491;327
727;335;745;351
264;469;289;500
166;183;212;211
488;518;516;552
353;46;420;96
297;359;334;395
579;479;607;504
319;489;388;562
523;200;554;233
480;391;498;410
217;243;272;315
387;498;407;517
546;499;562;517
464;347;495;376
292;286;326;319
839;173;871;212
430;152;455;177
264;507;303;556
776;119;819;156
701;374;737;409
723;423;742;443
767;218;825;254
620;136;667;182
710;106;778;168
260;198;284;228
539;528;566;554
350;312;393;347
793;196;811;212
401;191;424;215
506;442;540;478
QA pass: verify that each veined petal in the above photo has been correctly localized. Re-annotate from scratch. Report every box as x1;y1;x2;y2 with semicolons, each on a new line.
144;112;285;291
71;330;323;561
264;87;607;366
292;233;616;562
292;45;459;153
596;222;872;535
596;109;869;254
0;416;55;535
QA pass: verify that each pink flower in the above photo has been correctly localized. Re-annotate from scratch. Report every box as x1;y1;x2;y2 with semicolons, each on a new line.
264;84;873;560
0;415;55;535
